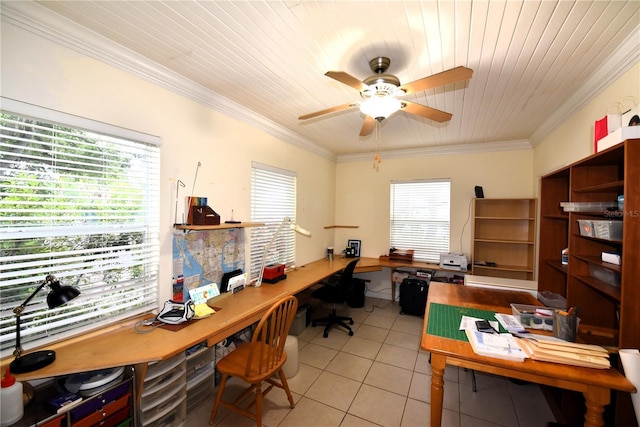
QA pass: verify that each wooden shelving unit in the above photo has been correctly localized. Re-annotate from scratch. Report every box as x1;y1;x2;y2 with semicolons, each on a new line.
537;138;640;426
471;198;537;280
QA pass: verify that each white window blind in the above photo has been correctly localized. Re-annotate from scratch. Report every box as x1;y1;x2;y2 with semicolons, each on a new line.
390;179;450;263
0;98;160;358
250;163;296;280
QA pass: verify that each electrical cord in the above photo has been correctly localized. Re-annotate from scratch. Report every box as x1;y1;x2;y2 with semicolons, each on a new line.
459;197;474;254
134;318;162;334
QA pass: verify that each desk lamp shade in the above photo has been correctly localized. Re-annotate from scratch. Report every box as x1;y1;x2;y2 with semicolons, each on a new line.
10;275;81;374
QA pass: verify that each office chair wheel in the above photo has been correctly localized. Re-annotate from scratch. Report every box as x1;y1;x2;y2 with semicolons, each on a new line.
348;331;354;336
323;331;328;338
349;319;354;325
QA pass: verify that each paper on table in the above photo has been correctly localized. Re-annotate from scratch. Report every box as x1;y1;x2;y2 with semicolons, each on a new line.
494;313;525;333
619;349;640;422
465;329;527;362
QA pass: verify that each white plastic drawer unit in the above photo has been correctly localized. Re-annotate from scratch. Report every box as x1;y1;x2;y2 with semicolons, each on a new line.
186;346;214;385
140;370;186;411
144;352;185;384
141;395;186;427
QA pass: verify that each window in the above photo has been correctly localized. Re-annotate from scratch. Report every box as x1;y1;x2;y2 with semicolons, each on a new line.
250;163;296;280
390;179;450;263
0;98;160;358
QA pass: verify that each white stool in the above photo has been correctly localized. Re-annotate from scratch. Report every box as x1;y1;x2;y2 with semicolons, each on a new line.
282;335;299;378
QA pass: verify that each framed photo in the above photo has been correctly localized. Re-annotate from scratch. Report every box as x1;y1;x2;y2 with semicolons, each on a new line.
347;239;361;257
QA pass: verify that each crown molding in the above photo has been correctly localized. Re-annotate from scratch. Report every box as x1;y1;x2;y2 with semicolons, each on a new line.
3;2;637;161
337;139;532;163
1;2;336;162
529;25;640;146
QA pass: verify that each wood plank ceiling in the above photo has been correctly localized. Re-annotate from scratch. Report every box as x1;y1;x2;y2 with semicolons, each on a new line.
13;1;640;158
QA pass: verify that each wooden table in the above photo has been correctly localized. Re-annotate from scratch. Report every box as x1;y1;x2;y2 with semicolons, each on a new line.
421;282;636;427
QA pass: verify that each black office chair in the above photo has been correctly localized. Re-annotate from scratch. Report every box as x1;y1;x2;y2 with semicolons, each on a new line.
311;258;359;338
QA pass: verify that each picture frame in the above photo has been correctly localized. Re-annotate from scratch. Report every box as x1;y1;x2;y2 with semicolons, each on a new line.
347;239;361;257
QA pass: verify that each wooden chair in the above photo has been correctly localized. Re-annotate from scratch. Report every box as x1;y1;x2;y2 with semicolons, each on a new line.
209;295;298;426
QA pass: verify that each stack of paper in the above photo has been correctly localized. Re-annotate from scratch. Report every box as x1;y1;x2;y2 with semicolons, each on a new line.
465;329;527;362
517;337;610;369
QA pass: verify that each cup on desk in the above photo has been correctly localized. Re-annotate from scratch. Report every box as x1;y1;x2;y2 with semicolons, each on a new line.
327;247;334;262
553;309;577;342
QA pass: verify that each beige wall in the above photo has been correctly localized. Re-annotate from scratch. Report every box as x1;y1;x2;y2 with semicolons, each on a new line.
335;149;534;297
534;63;640;179
1;23;337;305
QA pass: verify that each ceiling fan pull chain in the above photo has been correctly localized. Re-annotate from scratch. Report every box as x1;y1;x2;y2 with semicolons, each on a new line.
373;121;381;172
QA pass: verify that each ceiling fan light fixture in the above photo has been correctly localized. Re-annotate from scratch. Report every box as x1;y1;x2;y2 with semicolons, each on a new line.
360;96;401;120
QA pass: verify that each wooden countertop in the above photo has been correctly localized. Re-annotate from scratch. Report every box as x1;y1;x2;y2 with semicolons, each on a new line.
2;256;383;382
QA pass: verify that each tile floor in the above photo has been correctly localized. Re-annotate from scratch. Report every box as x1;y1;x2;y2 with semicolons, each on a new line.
191;298;557;427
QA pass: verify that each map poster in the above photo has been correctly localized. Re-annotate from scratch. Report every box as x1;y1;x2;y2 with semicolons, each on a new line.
172;228;245;301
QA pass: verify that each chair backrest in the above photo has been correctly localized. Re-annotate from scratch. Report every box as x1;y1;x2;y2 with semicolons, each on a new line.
244;295;298;377
337;258;359;299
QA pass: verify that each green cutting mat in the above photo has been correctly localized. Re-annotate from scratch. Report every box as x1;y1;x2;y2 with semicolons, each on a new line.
426;302;504;342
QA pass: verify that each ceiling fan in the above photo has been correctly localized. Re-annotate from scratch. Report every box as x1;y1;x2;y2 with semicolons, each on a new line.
298;57;473;137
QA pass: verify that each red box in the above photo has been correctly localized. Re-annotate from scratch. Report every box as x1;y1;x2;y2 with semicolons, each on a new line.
262;264;285;283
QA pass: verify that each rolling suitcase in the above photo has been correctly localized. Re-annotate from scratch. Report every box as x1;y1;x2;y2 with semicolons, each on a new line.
399;278;429;317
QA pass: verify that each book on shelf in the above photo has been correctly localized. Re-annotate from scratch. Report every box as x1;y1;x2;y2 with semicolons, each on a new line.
516;337;610;369
48;391;83;413
465;329;527;362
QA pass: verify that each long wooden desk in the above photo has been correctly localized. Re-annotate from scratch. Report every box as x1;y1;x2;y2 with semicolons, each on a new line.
1;257;382;393
421;282;636;427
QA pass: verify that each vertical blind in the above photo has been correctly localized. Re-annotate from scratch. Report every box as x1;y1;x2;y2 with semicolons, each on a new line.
390;179;450;263
250;163;296;280
0;98;160;357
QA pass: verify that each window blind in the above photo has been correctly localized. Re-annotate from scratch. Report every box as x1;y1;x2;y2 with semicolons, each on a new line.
390;179;450;263
250;163;296;280
0;98;160;358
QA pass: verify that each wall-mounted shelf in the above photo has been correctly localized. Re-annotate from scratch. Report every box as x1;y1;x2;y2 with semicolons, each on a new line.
174;222;264;231
324;225;359;229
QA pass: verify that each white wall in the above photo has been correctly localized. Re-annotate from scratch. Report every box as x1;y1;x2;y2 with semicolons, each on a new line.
1;23;337;305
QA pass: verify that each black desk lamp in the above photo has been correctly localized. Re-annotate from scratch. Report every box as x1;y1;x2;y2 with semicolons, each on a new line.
10;274;81;374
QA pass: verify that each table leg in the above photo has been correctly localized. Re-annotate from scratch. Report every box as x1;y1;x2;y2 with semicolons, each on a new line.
582;387;610;427
390;269;396;303
430;353;446;427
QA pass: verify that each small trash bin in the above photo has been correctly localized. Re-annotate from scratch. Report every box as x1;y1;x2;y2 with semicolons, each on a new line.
282;335;299;378
347;278;366;308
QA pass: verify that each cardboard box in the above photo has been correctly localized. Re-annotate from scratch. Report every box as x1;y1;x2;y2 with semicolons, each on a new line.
596;126;640;152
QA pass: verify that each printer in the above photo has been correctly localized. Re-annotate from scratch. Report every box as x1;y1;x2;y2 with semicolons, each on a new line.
439;253;468;272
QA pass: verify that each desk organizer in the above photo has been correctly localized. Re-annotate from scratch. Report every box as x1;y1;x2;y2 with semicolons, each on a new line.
511;304;554;331
191;206;220;225
389;249;414;262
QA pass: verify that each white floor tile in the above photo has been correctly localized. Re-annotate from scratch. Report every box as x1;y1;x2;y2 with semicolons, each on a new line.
188;299;556;427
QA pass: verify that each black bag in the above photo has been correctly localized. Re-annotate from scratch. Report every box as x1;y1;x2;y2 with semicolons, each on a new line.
399;278;429;317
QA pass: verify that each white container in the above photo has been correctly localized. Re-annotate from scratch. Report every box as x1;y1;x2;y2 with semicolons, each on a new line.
578;220;594;237
1;368;24;426
282;336;299;378
561;202;617;212
592;220;623;241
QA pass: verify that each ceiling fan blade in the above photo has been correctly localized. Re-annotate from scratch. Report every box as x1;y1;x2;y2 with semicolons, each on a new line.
298;103;357;120
359;115;376;136
325;71;366;91
401;101;452;123
400;66;473;95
